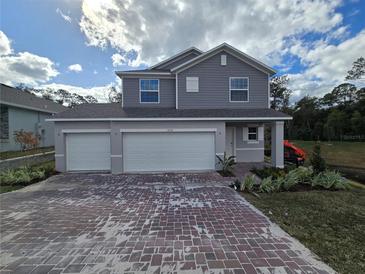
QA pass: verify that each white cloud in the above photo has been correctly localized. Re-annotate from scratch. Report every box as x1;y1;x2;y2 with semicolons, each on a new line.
0;30;13;56
111;53;125;67
68;63;83;72
288;30;365;101
79;0;343;67
56;8;72;23
0;52;59;86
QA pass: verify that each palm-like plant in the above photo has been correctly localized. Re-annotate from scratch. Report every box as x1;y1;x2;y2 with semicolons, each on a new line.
216;152;236;176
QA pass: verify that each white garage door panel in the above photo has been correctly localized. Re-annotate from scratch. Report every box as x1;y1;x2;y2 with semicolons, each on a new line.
123;132;215;172
66;133;111;171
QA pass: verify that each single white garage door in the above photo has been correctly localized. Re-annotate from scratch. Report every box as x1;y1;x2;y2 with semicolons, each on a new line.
66;133;111;171
123;132;215;172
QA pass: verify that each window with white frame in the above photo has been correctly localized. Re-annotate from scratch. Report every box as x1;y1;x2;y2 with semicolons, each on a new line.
186;77;199;92
140;79;159;103
230;77;249;102
248;127;258;141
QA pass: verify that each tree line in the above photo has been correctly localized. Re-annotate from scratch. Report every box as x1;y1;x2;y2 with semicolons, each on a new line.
271;57;365;141
16;85;122;107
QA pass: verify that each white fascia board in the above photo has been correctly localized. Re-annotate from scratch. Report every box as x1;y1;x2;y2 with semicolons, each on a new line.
149;47;203;69
171;43;276;75
62;129;111;133
120;128;217;133
47;117;292;122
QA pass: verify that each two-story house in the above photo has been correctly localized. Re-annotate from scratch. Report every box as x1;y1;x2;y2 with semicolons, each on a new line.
49;43;291;173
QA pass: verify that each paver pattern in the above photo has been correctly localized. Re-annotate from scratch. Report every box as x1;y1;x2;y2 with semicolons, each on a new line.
0;173;334;274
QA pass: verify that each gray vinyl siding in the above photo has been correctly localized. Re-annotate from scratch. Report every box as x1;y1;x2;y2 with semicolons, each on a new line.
0;106;54;152
122;78;176;108
177;51;269;109
157;52;200;70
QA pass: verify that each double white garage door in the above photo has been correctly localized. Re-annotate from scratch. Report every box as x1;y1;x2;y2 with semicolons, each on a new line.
66;132;215;172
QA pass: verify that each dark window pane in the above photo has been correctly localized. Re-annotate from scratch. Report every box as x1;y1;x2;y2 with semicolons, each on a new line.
141;91;158;102
248;127;257;133
231;78;248;89
230;90;248;101
141;79;159;91
248;134;257;140
0;105;9;139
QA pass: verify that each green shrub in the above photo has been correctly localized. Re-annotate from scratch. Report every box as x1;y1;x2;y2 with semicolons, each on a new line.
282;170;300;191
312;170;349;190
273;176;286;192
0;163;52;186
217;153;236;176
310;142;326;174
289;166;313;184
251;166;287;179
241;175;256;192
259;176;274;193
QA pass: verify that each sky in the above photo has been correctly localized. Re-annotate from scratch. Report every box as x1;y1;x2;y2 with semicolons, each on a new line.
0;0;364;103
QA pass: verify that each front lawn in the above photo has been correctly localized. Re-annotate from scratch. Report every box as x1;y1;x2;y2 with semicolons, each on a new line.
0;146;54;160
290;140;365;169
243;189;365;274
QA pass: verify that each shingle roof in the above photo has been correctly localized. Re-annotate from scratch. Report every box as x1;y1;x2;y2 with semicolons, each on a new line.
50;103;291;120
0;84;67;113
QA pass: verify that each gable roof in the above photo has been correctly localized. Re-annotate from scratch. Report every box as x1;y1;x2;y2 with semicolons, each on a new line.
0;84;67;113
149;47;202;70
171;43;276;75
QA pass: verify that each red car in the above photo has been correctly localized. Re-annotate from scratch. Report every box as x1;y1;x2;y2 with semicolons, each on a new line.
284;140;306;166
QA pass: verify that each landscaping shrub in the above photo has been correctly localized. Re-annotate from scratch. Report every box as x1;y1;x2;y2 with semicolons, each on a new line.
0;161;54;187
240;175;256;192
251;166;287;179
310;142;326;174
312;170;350;190
259;176;274;193
217;153;236;176
282;170;300;191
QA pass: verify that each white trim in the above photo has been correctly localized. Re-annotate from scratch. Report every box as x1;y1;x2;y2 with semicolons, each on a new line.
247;141;259;144
229;77;249;103
120;128;217;133
215;153;224;156
236;147;264;151
171;43;276;74
186;77;199;92
176;73;178;109
149;47;202;69
55;154;64;157
116;71;173;75
0;101;61;114
47;117;292;122
62;129;111;133
139;79;160;104
111;155;123;158
233;127;237;157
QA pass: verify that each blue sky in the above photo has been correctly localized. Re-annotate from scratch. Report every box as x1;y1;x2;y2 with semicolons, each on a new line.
1;0;364;102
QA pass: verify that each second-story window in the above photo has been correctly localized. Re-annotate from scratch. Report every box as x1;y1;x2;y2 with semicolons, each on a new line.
229;77;249;102
140;79;159;103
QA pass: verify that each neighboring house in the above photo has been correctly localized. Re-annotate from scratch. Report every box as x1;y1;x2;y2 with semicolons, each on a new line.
0;84;67;152
49;43;292;174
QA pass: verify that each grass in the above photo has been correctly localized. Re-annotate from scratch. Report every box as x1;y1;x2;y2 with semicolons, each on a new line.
243;189;365;274
0;146;54;160
291;140;365;183
290;140;365;169
0;160;56;194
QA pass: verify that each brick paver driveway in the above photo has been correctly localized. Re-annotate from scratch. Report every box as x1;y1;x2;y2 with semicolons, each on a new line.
0;173;334;274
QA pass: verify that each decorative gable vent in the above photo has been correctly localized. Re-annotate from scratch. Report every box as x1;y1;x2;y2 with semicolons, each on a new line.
221;54;227;66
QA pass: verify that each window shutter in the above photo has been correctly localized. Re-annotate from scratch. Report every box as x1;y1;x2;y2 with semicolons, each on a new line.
221;55;227;66
242;127;248;141
258;126;264;141
186;77;199;92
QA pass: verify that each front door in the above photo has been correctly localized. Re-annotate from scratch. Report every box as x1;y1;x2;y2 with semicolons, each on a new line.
225;127;234;157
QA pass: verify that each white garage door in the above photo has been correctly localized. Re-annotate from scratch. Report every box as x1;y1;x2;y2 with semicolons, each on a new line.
123;132;215;172
66;133;111;171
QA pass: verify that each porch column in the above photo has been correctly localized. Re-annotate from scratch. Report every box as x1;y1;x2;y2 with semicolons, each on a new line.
271;121;284;168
